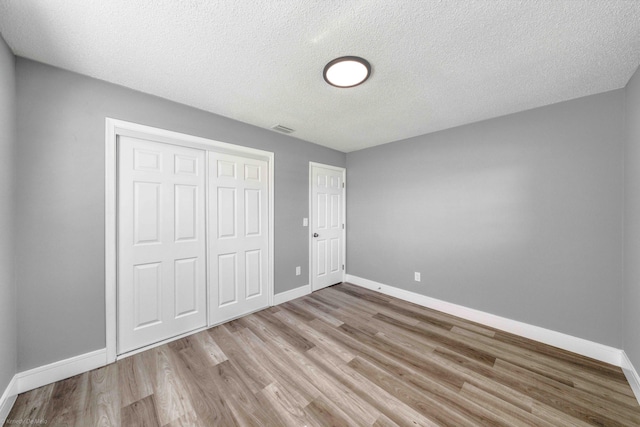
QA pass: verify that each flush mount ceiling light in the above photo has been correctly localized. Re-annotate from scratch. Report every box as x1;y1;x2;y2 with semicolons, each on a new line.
323;56;371;88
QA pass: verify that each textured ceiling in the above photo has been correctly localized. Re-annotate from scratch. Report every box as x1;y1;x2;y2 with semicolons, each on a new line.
1;1;640;153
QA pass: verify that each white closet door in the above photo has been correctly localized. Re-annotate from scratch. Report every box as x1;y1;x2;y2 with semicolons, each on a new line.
118;136;206;354
311;164;345;291
209;152;269;325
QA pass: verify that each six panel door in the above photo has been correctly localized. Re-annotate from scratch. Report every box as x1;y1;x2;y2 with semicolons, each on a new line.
118;136;207;354
311;164;345;291
209;152;269;325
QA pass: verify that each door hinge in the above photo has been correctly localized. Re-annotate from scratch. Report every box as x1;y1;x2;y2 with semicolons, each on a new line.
342;182;345;188
342;265;345;270
342;224;345;229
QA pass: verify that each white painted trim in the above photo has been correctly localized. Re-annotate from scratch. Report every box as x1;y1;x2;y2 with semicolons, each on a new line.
268;153;275;309
308;165;313;291
105;118;117;364
15;349;107;394
345;275;623;367
621;351;640;404
0;376;18;424
105;118;275;361
342;168;347;286
309;162;347;292
274;285;312;305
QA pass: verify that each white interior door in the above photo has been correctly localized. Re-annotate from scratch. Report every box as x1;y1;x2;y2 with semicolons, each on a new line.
118;136;207;354
311;163;345;291
209;152;269;325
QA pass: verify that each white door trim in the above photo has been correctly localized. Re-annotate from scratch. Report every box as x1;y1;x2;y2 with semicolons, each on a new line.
105;118;274;363
309;162;346;291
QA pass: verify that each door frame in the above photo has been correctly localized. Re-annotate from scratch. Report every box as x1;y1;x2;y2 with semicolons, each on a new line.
309;162;346;292
105;118;274;363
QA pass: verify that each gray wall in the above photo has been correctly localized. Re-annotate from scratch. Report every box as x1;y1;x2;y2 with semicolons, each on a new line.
624;65;640;369
15;58;345;371
346;90;625;347
10;53;638;375
0;34;16;400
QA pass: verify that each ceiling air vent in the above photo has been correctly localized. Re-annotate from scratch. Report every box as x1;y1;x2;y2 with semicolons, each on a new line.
271;124;295;134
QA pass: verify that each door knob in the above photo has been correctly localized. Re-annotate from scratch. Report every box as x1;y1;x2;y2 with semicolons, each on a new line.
313;233;319;237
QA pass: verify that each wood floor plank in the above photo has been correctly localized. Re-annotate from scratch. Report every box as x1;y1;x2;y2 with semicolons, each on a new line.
6;282;640;427
530;401;595;427
493;358;640;426
231;325;320;407
339;282;499;338
237;321;381;425
119;352;153;408
494;329;629;381
428;343;542;413
334;320;469;391
287;298;345;327
121;395;160;427
190;329;228;366
86;364;121;427
253;309;316;351
305;347;440;427
302;294;342;314
374;331;437;360
147;346;191;426
347;355;479;427
278;300;318;322
572;377;640;408
273;307;356;363
5;382;54;425
209;360;262;414
222;398;269;427
161;410;203;427
44;372;86;426
458;381;557;427
207;324;274;393
448;326;581;387
437;343;633;426
373;414;403;427
331;286;456;332
304;395;359;427
167;342;238;426
451;325;636;401
256;382;320;427
372;312;498;366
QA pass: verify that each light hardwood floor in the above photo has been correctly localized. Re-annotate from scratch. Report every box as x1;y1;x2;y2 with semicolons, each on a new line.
6;282;640;426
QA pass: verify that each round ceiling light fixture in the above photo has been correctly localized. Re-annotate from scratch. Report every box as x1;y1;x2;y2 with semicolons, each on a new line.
323;56;371;88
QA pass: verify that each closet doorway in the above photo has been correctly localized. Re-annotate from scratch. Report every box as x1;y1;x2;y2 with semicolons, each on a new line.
105;119;274;361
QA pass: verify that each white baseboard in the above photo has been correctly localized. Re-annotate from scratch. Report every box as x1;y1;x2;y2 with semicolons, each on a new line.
3;277;638;410
0;375;18;424
621;351;640;403
274;284;311;305
345;274;623;367
15;349;107;394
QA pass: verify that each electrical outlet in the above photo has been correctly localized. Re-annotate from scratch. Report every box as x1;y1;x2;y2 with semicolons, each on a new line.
296;266;301;276
414;272;421;282
303;218;308;227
